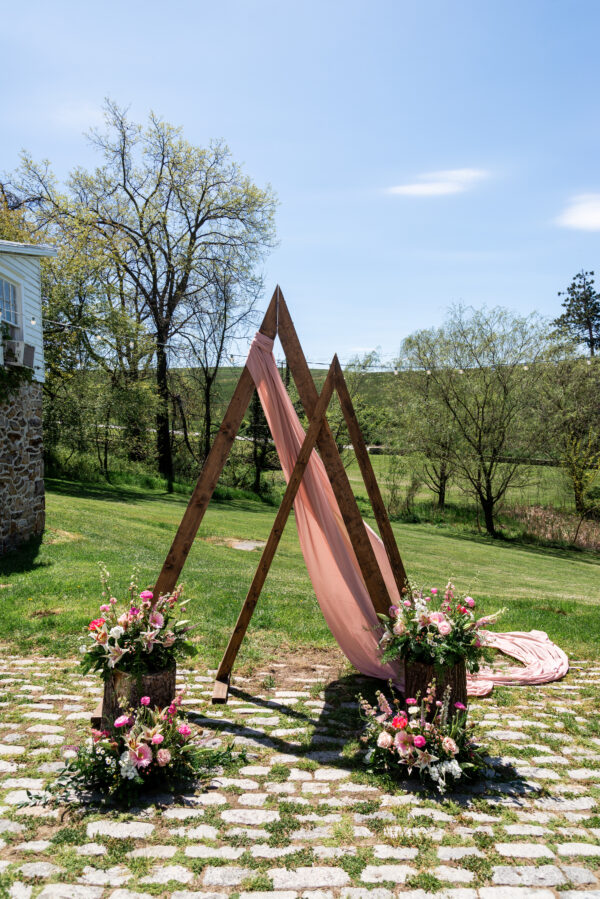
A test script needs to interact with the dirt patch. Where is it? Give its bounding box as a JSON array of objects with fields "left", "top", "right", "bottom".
[
  {"left": 45, "top": 528, "right": 83, "bottom": 545},
  {"left": 202, "top": 536, "right": 267, "bottom": 551},
  {"left": 31, "top": 609, "right": 62, "bottom": 619}
]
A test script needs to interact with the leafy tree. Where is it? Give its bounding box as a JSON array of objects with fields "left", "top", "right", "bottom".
[
  {"left": 401, "top": 306, "right": 559, "bottom": 536},
  {"left": 12, "top": 100, "right": 276, "bottom": 488},
  {"left": 553, "top": 270, "right": 600, "bottom": 357}
]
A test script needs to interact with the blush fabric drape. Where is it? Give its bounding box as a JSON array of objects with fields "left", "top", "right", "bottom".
[{"left": 245, "top": 332, "right": 568, "bottom": 696}]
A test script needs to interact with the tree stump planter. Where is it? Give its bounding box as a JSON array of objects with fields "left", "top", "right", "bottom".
[
  {"left": 100, "top": 665, "right": 176, "bottom": 729},
  {"left": 404, "top": 659, "right": 467, "bottom": 721}
]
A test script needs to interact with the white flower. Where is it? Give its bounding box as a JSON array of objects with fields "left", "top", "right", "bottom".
[
  {"left": 119, "top": 750, "right": 137, "bottom": 780},
  {"left": 79, "top": 645, "right": 87, "bottom": 654},
  {"left": 408, "top": 707, "right": 419, "bottom": 716},
  {"left": 109, "top": 625, "right": 124, "bottom": 641}
]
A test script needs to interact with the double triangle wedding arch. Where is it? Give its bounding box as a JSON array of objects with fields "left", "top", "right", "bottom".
[{"left": 153, "top": 287, "right": 409, "bottom": 704}]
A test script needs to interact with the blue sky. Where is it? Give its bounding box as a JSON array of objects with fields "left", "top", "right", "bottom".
[{"left": 3, "top": 0, "right": 599, "bottom": 365}]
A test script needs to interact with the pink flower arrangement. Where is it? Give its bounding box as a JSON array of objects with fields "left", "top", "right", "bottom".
[
  {"left": 378, "top": 582, "right": 504, "bottom": 674},
  {"left": 80, "top": 565, "right": 197, "bottom": 678},
  {"left": 359, "top": 680, "right": 486, "bottom": 794}
]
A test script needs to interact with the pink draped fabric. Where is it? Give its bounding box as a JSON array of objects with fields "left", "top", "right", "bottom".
[{"left": 246, "top": 332, "right": 568, "bottom": 696}]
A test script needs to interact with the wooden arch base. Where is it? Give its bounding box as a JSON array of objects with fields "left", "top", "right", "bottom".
[{"left": 152, "top": 287, "right": 409, "bottom": 704}]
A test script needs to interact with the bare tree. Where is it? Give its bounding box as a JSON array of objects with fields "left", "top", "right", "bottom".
[
  {"left": 12, "top": 100, "right": 276, "bottom": 488},
  {"left": 402, "top": 306, "right": 560, "bottom": 535}
]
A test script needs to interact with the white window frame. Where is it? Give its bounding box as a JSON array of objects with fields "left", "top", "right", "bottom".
[{"left": 0, "top": 274, "right": 22, "bottom": 339}]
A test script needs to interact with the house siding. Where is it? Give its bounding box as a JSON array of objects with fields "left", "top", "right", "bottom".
[{"left": 0, "top": 252, "right": 45, "bottom": 383}]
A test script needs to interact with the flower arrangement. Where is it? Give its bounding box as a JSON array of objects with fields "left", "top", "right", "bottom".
[
  {"left": 359, "top": 681, "right": 486, "bottom": 793},
  {"left": 379, "top": 582, "right": 504, "bottom": 673},
  {"left": 80, "top": 566, "right": 197, "bottom": 679},
  {"left": 55, "top": 693, "right": 236, "bottom": 806}
]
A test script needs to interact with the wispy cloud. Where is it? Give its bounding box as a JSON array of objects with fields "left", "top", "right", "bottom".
[
  {"left": 387, "top": 168, "right": 489, "bottom": 197},
  {"left": 556, "top": 193, "right": 600, "bottom": 231}
]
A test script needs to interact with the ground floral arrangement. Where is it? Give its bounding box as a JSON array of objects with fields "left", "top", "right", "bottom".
[
  {"left": 80, "top": 566, "right": 197, "bottom": 677},
  {"left": 52, "top": 692, "right": 236, "bottom": 806},
  {"left": 379, "top": 581, "right": 504, "bottom": 672},
  {"left": 359, "top": 680, "right": 487, "bottom": 793}
]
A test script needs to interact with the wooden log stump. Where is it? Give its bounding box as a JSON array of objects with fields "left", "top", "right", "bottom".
[
  {"left": 404, "top": 660, "right": 467, "bottom": 720},
  {"left": 100, "top": 665, "right": 176, "bottom": 729}
]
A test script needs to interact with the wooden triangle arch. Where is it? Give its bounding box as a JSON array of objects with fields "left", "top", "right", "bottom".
[{"left": 153, "top": 287, "right": 409, "bottom": 704}]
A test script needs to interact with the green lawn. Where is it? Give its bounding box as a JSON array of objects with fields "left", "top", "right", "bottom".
[{"left": 0, "top": 477, "right": 598, "bottom": 666}]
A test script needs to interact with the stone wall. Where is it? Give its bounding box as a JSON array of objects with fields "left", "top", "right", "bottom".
[{"left": 0, "top": 381, "right": 44, "bottom": 555}]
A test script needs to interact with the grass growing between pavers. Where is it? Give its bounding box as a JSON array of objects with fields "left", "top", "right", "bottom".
[{"left": 0, "top": 477, "right": 599, "bottom": 663}]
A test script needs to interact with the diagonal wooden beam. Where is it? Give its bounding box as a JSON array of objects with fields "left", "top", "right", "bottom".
[
  {"left": 276, "top": 292, "right": 393, "bottom": 618},
  {"left": 152, "top": 288, "right": 280, "bottom": 601},
  {"left": 212, "top": 356, "right": 338, "bottom": 703},
  {"left": 333, "top": 356, "right": 409, "bottom": 598}
]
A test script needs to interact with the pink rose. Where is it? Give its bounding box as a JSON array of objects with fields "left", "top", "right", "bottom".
[
  {"left": 392, "top": 620, "right": 406, "bottom": 636},
  {"left": 403, "top": 600, "right": 412, "bottom": 608},
  {"left": 442, "top": 736, "right": 458, "bottom": 755},
  {"left": 140, "top": 590, "right": 154, "bottom": 601},
  {"left": 377, "top": 731, "right": 393, "bottom": 749},
  {"left": 413, "top": 735, "right": 426, "bottom": 748},
  {"left": 140, "top": 696, "right": 151, "bottom": 706},
  {"left": 437, "top": 620, "right": 452, "bottom": 636},
  {"left": 430, "top": 588, "right": 438, "bottom": 595},
  {"left": 177, "top": 724, "right": 192, "bottom": 737},
  {"left": 157, "top": 748, "right": 171, "bottom": 766},
  {"left": 151, "top": 733, "right": 164, "bottom": 744},
  {"left": 464, "top": 596, "right": 475, "bottom": 608},
  {"left": 405, "top": 698, "right": 417, "bottom": 706},
  {"left": 100, "top": 604, "right": 111, "bottom": 613},
  {"left": 388, "top": 605, "right": 399, "bottom": 618}
]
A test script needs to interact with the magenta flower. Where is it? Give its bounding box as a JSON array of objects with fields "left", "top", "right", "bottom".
[
  {"left": 140, "top": 696, "right": 151, "bottom": 706},
  {"left": 405, "top": 698, "right": 417, "bottom": 706},
  {"left": 177, "top": 724, "right": 192, "bottom": 737},
  {"left": 454, "top": 702, "right": 467, "bottom": 710},
  {"left": 167, "top": 704, "right": 177, "bottom": 715},
  {"left": 430, "top": 587, "right": 438, "bottom": 595},
  {"left": 140, "top": 590, "right": 154, "bottom": 601},
  {"left": 114, "top": 715, "right": 132, "bottom": 728},
  {"left": 388, "top": 605, "right": 399, "bottom": 618},
  {"left": 414, "top": 735, "right": 426, "bottom": 748}
]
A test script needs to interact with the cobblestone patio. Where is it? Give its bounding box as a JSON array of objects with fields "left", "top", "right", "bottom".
[{"left": 1, "top": 653, "right": 599, "bottom": 899}]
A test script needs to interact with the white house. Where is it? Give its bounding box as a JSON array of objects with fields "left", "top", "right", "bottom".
[{"left": 0, "top": 238, "right": 56, "bottom": 555}]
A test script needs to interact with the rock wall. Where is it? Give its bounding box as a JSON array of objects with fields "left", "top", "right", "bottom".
[{"left": 0, "top": 381, "right": 44, "bottom": 555}]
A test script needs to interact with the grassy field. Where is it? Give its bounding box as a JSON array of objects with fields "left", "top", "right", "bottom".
[{"left": 0, "top": 478, "right": 598, "bottom": 667}]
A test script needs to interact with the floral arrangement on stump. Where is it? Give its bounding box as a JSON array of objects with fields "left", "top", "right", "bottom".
[
  {"left": 379, "top": 582, "right": 504, "bottom": 715},
  {"left": 80, "top": 566, "right": 197, "bottom": 679},
  {"left": 359, "top": 681, "right": 486, "bottom": 793},
  {"left": 54, "top": 693, "right": 236, "bottom": 806}
]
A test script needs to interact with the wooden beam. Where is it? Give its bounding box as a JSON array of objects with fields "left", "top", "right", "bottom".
[
  {"left": 212, "top": 358, "right": 337, "bottom": 703},
  {"left": 276, "top": 293, "right": 393, "bottom": 618},
  {"left": 333, "top": 357, "right": 409, "bottom": 598},
  {"left": 153, "top": 289, "right": 279, "bottom": 600}
]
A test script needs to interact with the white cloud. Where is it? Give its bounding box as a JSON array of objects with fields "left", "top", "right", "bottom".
[
  {"left": 556, "top": 194, "right": 600, "bottom": 231},
  {"left": 387, "top": 168, "right": 489, "bottom": 197}
]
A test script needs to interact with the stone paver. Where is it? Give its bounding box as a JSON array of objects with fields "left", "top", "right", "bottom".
[{"left": 2, "top": 654, "right": 600, "bottom": 899}]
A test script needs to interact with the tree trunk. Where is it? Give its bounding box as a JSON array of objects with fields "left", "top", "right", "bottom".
[
  {"left": 481, "top": 498, "right": 496, "bottom": 536},
  {"left": 101, "top": 665, "right": 176, "bottom": 729},
  {"left": 437, "top": 464, "right": 448, "bottom": 510},
  {"left": 404, "top": 660, "right": 467, "bottom": 721},
  {"left": 156, "top": 343, "right": 174, "bottom": 492}
]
